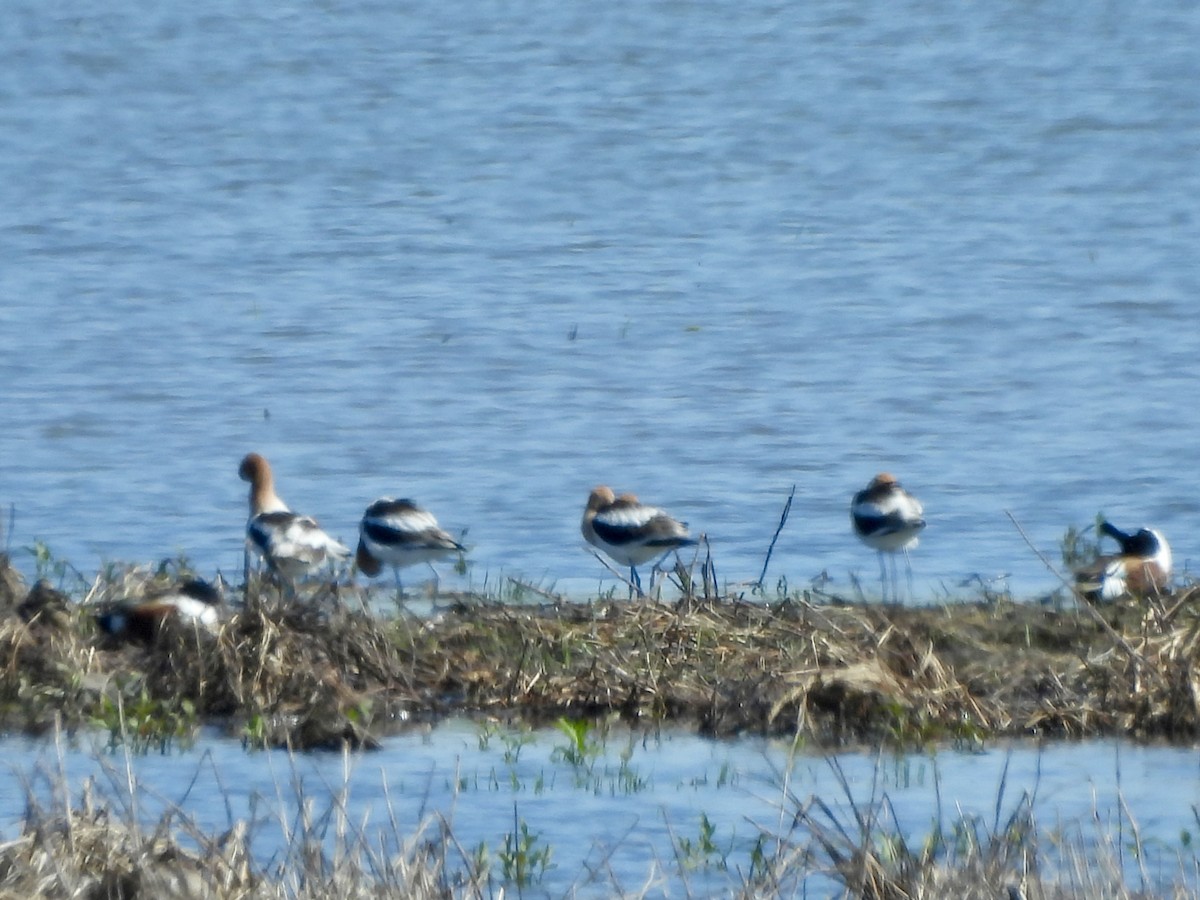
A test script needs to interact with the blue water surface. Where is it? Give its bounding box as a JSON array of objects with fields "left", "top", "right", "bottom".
[
  {"left": 5, "top": 724, "right": 1200, "bottom": 896},
  {"left": 1, "top": 0, "right": 1198, "bottom": 599}
]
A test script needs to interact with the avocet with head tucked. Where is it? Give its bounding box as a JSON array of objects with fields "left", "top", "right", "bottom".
[
  {"left": 581, "top": 486, "right": 696, "bottom": 596},
  {"left": 851, "top": 473, "right": 926, "bottom": 602},
  {"left": 356, "top": 497, "right": 465, "bottom": 597}
]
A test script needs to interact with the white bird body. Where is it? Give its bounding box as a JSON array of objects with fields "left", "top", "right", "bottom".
[
  {"left": 356, "top": 497, "right": 464, "bottom": 577},
  {"left": 582, "top": 486, "right": 696, "bottom": 593},
  {"left": 850, "top": 473, "right": 926, "bottom": 602},
  {"left": 851, "top": 474, "right": 926, "bottom": 552},
  {"left": 164, "top": 582, "right": 223, "bottom": 628},
  {"left": 247, "top": 510, "right": 351, "bottom": 579}
]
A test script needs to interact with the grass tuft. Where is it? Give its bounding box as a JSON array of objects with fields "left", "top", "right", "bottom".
[{"left": 2, "top": 553, "right": 1200, "bottom": 749}]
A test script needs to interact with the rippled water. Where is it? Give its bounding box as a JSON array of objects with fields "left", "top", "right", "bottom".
[
  {"left": 6, "top": 725, "right": 1200, "bottom": 895},
  {"left": 2, "top": 1, "right": 1199, "bottom": 600},
  {"left": 3, "top": 7, "right": 1198, "bottom": 892}
]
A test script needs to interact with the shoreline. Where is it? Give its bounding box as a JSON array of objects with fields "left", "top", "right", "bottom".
[{"left": 2, "top": 553, "right": 1196, "bottom": 754}]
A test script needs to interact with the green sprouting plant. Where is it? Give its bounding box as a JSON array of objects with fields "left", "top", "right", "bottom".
[
  {"left": 884, "top": 754, "right": 930, "bottom": 790},
  {"left": 747, "top": 833, "right": 771, "bottom": 883},
  {"left": 94, "top": 687, "right": 198, "bottom": 755},
  {"left": 551, "top": 717, "right": 602, "bottom": 772},
  {"left": 479, "top": 721, "right": 536, "bottom": 768},
  {"left": 26, "top": 539, "right": 75, "bottom": 587},
  {"left": 952, "top": 715, "right": 988, "bottom": 753},
  {"left": 486, "top": 768, "right": 502, "bottom": 791},
  {"left": 469, "top": 841, "right": 490, "bottom": 883},
  {"left": 1060, "top": 514, "right": 1106, "bottom": 571},
  {"left": 614, "top": 757, "right": 649, "bottom": 795},
  {"left": 453, "top": 541, "right": 469, "bottom": 576},
  {"left": 880, "top": 700, "right": 944, "bottom": 750},
  {"left": 476, "top": 720, "right": 498, "bottom": 751},
  {"left": 674, "top": 813, "right": 729, "bottom": 871},
  {"left": 344, "top": 700, "right": 373, "bottom": 729},
  {"left": 501, "top": 727, "right": 535, "bottom": 765},
  {"left": 27, "top": 540, "right": 55, "bottom": 581},
  {"left": 505, "top": 767, "right": 521, "bottom": 792},
  {"left": 242, "top": 713, "right": 267, "bottom": 751},
  {"left": 613, "top": 735, "right": 649, "bottom": 794},
  {"left": 498, "top": 812, "right": 553, "bottom": 887},
  {"left": 154, "top": 551, "right": 197, "bottom": 580},
  {"left": 12, "top": 672, "right": 86, "bottom": 731}
]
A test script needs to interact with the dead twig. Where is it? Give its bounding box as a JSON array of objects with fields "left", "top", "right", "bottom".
[{"left": 754, "top": 485, "right": 795, "bottom": 592}]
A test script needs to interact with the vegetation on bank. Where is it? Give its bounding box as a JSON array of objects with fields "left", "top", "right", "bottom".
[
  {"left": 0, "top": 545, "right": 1199, "bottom": 753},
  {"left": 1, "top": 546, "right": 1200, "bottom": 897}
]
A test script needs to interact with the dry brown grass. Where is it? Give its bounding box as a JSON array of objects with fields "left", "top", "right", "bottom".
[
  {"left": 3, "top": 551, "right": 1200, "bottom": 751},
  {"left": 0, "top": 747, "right": 472, "bottom": 900},
  {"left": 758, "top": 752, "right": 1200, "bottom": 900},
  {"left": 407, "top": 587, "right": 1200, "bottom": 747}
]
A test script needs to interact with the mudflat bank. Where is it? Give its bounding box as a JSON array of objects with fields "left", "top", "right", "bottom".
[{"left": 1, "top": 554, "right": 1196, "bottom": 752}]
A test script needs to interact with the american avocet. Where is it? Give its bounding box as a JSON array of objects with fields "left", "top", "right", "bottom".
[
  {"left": 851, "top": 473, "right": 926, "bottom": 602},
  {"left": 95, "top": 577, "right": 222, "bottom": 643},
  {"left": 1076, "top": 520, "right": 1172, "bottom": 602},
  {"left": 581, "top": 486, "right": 696, "bottom": 596},
  {"left": 238, "top": 453, "right": 351, "bottom": 589},
  {"left": 356, "top": 497, "right": 465, "bottom": 597}
]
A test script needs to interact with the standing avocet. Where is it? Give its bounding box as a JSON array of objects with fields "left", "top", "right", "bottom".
[
  {"left": 356, "top": 497, "right": 465, "bottom": 597},
  {"left": 850, "top": 473, "right": 926, "bottom": 603},
  {"left": 581, "top": 486, "right": 696, "bottom": 596},
  {"left": 238, "top": 453, "right": 350, "bottom": 592}
]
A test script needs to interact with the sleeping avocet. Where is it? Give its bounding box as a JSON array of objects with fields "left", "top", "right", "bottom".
[
  {"left": 850, "top": 473, "right": 926, "bottom": 602},
  {"left": 356, "top": 497, "right": 465, "bottom": 597}
]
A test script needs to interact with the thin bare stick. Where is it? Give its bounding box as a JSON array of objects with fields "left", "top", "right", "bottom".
[
  {"left": 755, "top": 485, "right": 795, "bottom": 590},
  {"left": 589, "top": 550, "right": 642, "bottom": 598},
  {"left": 701, "top": 534, "right": 717, "bottom": 600}
]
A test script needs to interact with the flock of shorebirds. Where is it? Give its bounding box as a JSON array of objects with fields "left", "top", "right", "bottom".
[{"left": 89, "top": 453, "right": 1174, "bottom": 640}]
